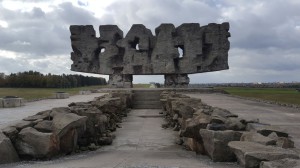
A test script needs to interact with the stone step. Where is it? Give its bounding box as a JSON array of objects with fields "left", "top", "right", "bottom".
[
  {"left": 132, "top": 101, "right": 162, "bottom": 109},
  {"left": 133, "top": 90, "right": 162, "bottom": 94},
  {"left": 133, "top": 91, "right": 161, "bottom": 100},
  {"left": 133, "top": 90, "right": 161, "bottom": 95},
  {"left": 132, "top": 100, "right": 161, "bottom": 106},
  {"left": 132, "top": 89, "right": 163, "bottom": 109},
  {"left": 133, "top": 92, "right": 161, "bottom": 96},
  {"left": 132, "top": 104, "right": 162, "bottom": 109},
  {"left": 133, "top": 95, "right": 160, "bottom": 101}
]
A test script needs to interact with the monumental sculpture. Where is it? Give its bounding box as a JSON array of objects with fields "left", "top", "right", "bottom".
[{"left": 70, "top": 23, "right": 230, "bottom": 88}]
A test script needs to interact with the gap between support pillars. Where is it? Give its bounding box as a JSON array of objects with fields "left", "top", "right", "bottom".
[{"left": 164, "top": 74, "right": 190, "bottom": 88}]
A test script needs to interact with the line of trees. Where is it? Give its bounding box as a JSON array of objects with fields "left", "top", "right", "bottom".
[{"left": 0, "top": 71, "right": 107, "bottom": 88}]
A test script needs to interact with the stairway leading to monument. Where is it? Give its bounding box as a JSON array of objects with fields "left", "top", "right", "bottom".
[{"left": 132, "top": 89, "right": 162, "bottom": 109}]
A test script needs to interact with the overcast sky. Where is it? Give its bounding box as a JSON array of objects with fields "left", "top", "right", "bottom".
[{"left": 0, "top": 0, "right": 299, "bottom": 83}]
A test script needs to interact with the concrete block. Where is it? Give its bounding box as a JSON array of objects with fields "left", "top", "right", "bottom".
[
  {"left": 79, "top": 90, "right": 92, "bottom": 95},
  {"left": 53, "top": 92, "right": 69, "bottom": 99},
  {"left": 2, "top": 98, "right": 24, "bottom": 108}
]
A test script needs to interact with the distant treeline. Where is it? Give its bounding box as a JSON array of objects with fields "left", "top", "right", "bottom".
[{"left": 0, "top": 71, "right": 107, "bottom": 88}]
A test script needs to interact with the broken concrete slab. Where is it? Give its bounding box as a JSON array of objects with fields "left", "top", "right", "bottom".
[
  {"left": 15, "top": 127, "right": 60, "bottom": 159},
  {"left": 0, "top": 132, "right": 19, "bottom": 164},
  {"left": 257, "top": 126, "right": 289, "bottom": 137},
  {"left": 260, "top": 158, "right": 300, "bottom": 168},
  {"left": 240, "top": 132, "right": 276, "bottom": 146},
  {"left": 228, "top": 141, "right": 299, "bottom": 168},
  {"left": 200, "top": 129, "right": 242, "bottom": 162}
]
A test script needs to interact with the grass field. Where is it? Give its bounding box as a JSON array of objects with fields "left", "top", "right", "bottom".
[
  {"left": 133, "top": 84, "right": 151, "bottom": 88},
  {"left": 0, "top": 85, "right": 106, "bottom": 101},
  {"left": 220, "top": 87, "right": 300, "bottom": 106},
  {"left": 1, "top": 85, "right": 299, "bottom": 106}
]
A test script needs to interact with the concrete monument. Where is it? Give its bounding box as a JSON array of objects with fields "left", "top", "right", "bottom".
[{"left": 70, "top": 23, "right": 230, "bottom": 88}]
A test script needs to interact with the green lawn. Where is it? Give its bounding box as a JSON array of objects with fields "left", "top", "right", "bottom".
[
  {"left": 220, "top": 87, "right": 300, "bottom": 106},
  {"left": 133, "top": 84, "right": 151, "bottom": 88},
  {"left": 0, "top": 85, "right": 107, "bottom": 101}
]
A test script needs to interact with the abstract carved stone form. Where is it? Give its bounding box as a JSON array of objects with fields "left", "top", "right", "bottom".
[{"left": 70, "top": 23, "right": 230, "bottom": 88}]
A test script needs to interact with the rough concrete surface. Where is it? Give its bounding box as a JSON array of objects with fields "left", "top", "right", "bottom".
[
  {"left": 0, "top": 93, "right": 106, "bottom": 128},
  {"left": 187, "top": 93, "right": 300, "bottom": 148},
  {"left": 70, "top": 23, "right": 230, "bottom": 87},
  {"left": 2, "top": 109, "right": 240, "bottom": 168}
]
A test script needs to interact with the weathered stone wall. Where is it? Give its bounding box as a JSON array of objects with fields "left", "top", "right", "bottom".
[
  {"left": 70, "top": 23, "right": 230, "bottom": 88},
  {"left": 160, "top": 91, "right": 300, "bottom": 167},
  {"left": 0, "top": 91, "right": 132, "bottom": 164}
]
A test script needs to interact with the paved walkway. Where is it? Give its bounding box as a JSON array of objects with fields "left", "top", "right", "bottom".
[
  {"left": 3, "top": 109, "right": 240, "bottom": 168},
  {"left": 187, "top": 93, "right": 300, "bottom": 148},
  {"left": 1, "top": 92, "right": 299, "bottom": 167},
  {"left": 0, "top": 93, "right": 106, "bottom": 128}
]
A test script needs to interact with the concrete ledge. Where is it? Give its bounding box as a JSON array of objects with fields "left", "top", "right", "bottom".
[
  {"left": 79, "top": 90, "right": 92, "bottom": 95},
  {"left": 0, "top": 97, "right": 25, "bottom": 108},
  {"left": 52, "top": 92, "right": 69, "bottom": 99}
]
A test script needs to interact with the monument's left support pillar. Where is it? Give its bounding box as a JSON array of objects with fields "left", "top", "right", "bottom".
[
  {"left": 164, "top": 74, "right": 190, "bottom": 88},
  {"left": 109, "top": 74, "right": 133, "bottom": 88}
]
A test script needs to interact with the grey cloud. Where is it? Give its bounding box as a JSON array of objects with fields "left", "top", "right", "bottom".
[
  {"left": 0, "top": 57, "right": 31, "bottom": 74},
  {"left": 31, "top": 7, "right": 46, "bottom": 17},
  {"left": 229, "top": 48, "right": 300, "bottom": 71},
  {"left": 102, "top": 0, "right": 220, "bottom": 33},
  {"left": 0, "top": 2, "right": 98, "bottom": 58},
  {"left": 0, "top": 0, "right": 299, "bottom": 83},
  {"left": 77, "top": 0, "right": 88, "bottom": 7},
  {"left": 133, "top": 75, "right": 164, "bottom": 84},
  {"left": 7, "top": 0, "right": 51, "bottom": 2},
  {"left": 223, "top": 1, "right": 300, "bottom": 50},
  {"left": 53, "top": 2, "right": 97, "bottom": 25},
  {"left": 85, "top": 0, "right": 300, "bottom": 83},
  {"left": 32, "top": 60, "right": 49, "bottom": 69}
]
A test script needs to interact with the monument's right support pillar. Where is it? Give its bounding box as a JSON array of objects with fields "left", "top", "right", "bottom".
[
  {"left": 108, "top": 74, "right": 133, "bottom": 88},
  {"left": 164, "top": 74, "right": 190, "bottom": 88}
]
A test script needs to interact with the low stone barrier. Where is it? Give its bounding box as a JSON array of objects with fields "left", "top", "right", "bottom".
[
  {"left": 0, "top": 96, "right": 25, "bottom": 108},
  {"left": 160, "top": 91, "right": 300, "bottom": 168},
  {"left": 79, "top": 90, "right": 92, "bottom": 95},
  {"left": 52, "top": 92, "right": 69, "bottom": 99},
  {"left": 0, "top": 90, "right": 133, "bottom": 164}
]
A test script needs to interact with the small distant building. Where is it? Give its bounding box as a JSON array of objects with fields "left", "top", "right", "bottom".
[{"left": 149, "top": 82, "right": 156, "bottom": 88}]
